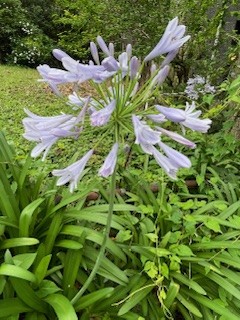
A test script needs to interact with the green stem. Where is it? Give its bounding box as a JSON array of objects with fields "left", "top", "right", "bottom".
[{"left": 71, "top": 162, "right": 117, "bottom": 305}]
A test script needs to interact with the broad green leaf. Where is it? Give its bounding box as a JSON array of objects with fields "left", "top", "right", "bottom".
[
  {"left": 44, "top": 213, "right": 63, "bottom": 255},
  {"left": 61, "top": 225, "right": 126, "bottom": 262},
  {"left": 190, "top": 240, "right": 240, "bottom": 250},
  {"left": 13, "top": 253, "right": 37, "bottom": 269},
  {"left": 172, "top": 272, "right": 206, "bottom": 295},
  {"left": 192, "top": 201, "right": 227, "bottom": 215},
  {"left": 190, "top": 292, "right": 240, "bottom": 319},
  {"left": 206, "top": 272, "right": 240, "bottom": 300},
  {"left": 164, "top": 281, "right": 180, "bottom": 309},
  {"left": 45, "top": 294, "right": 78, "bottom": 320},
  {"left": 116, "top": 230, "right": 132, "bottom": 242},
  {"left": 74, "top": 287, "right": 114, "bottom": 311},
  {"left": 0, "top": 179, "right": 17, "bottom": 222},
  {"left": 118, "top": 284, "right": 154, "bottom": 316},
  {"left": 0, "top": 216, "right": 18, "bottom": 228},
  {"left": 0, "top": 237, "right": 39, "bottom": 249},
  {"left": 65, "top": 210, "right": 124, "bottom": 230},
  {"left": 218, "top": 200, "right": 240, "bottom": 219},
  {"left": 0, "top": 275, "right": 6, "bottom": 294},
  {"left": 19, "top": 198, "right": 44, "bottom": 237},
  {"left": 34, "top": 255, "right": 52, "bottom": 284},
  {"left": 63, "top": 249, "right": 83, "bottom": 298},
  {"left": 0, "top": 264, "right": 36, "bottom": 282},
  {"left": 177, "top": 293, "right": 202, "bottom": 317},
  {"left": 0, "top": 298, "right": 31, "bottom": 317},
  {"left": 84, "top": 246, "right": 128, "bottom": 285},
  {"left": 55, "top": 239, "right": 83, "bottom": 250},
  {"left": 36, "top": 280, "right": 62, "bottom": 299},
  {"left": 10, "top": 278, "right": 49, "bottom": 313}
]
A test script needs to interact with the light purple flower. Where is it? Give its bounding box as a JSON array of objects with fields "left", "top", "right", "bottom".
[
  {"left": 156, "top": 102, "right": 212, "bottom": 133},
  {"left": 151, "top": 65, "right": 170, "bottom": 86},
  {"left": 161, "top": 49, "right": 178, "bottom": 67},
  {"left": 68, "top": 92, "right": 88, "bottom": 109},
  {"left": 144, "top": 17, "right": 190, "bottom": 62},
  {"left": 52, "top": 150, "right": 93, "bottom": 192},
  {"left": 185, "top": 75, "right": 215, "bottom": 100},
  {"left": 37, "top": 64, "right": 69, "bottom": 95},
  {"left": 119, "top": 52, "right": 129, "bottom": 77},
  {"left": 23, "top": 109, "right": 82, "bottom": 160},
  {"left": 52, "top": 49, "right": 71, "bottom": 61},
  {"left": 97, "top": 36, "right": 111, "bottom": 56},
  {"left": 151, "top": 146, "right": 179, "bottom": 179},
  {"left": 61, "top": 57, "right": 106, "bottom": 83},
  {"left": 147, "top": 114, "right": 166, "bottom": 123},
  {"left": 182, "top": 102, "right": 212, "bottom": 132},
  {"left": 109, "top": 42, "right": 114, "bottom": 56},
  {"left": 101, "top": 56, "right": 119, "bottom": 72},
  {"left": 156, "top": 105, "right": 186, "bottom": 122},
  {"left": 126, "top": 44, "right": 132, "bottom": 59},
  {"left": 99, "top": 143, "right": 118, "bottom": 177},
  {"left": 151, "top": 143, "right": 190, "bottom": 179},
  {"left": 90, "top": 100, "right": 116, "bottom": 126},
  {"left": 132, "top": 115, "right": 161, "bottom": 147},
  {"left": 90, "top": 42, "right": 100, "bottom": 65},
  {"left": 158, "top": 141, "right": 191, "bottom": 168},
  {"left": 156, "top": 127, "right": 196, "bottom": 148}
]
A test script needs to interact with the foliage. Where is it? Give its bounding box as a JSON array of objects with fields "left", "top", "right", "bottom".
[
  {"left": 0, "top": 0, "right": 26, "bottom": 62},
  {"left": 1, "top": 130, "right": 240, "bottom": 319},
  {"left": 0, "top": 133, "right": 127, "bottom": 319},
  {"left": 52, "top": 0, "right": 108, "bottom": 60}
]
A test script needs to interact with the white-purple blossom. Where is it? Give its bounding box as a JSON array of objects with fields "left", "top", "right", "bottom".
[
  {"left": 90, "top": 100, "right": 116, "bottom": 126},
  {"left": 23, "top": 109, "right": 81, "bottom": 160},
  {"left": 151, "top": 145, "right": 179, "bottom": 180},
  {"left": 156, "top": 102, "right": 212, "bottom": 133},
  {"left": 144, "top": 17, "right": 190, "bottom": 62},
  {"left": 147, "top": 114, "right": 166, "bottom": 123},
  {"left": 156, "top": 127, "right": 196, "bottom": 148},
  {"left": 68, "top": 92, "right": 88, "bottom": 110},
  {"left": 52, "top": 49, "right": 71, "bottom": 61},
  {"left": 98, "top": 143, "right": 118, "bottom": 178},
  {"left": 151, "top": 65, "right": 170, "bottom": 86},
  {"left": 132, "top": 115, "right": 161, "bottom": 146},
  {"left": 90, "top": 42, "right": 100, "bottom": 65},
  {"left": 97, "top": 36, "right": 112, "bottom": 56},
  {"left": 158, "top": 141, "right": 191, "bottom": 168},
  {"left": 52, "top": 150, "right": 93, "bottom": 192}
]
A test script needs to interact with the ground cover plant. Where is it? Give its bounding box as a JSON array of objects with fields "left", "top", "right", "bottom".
[{"left": 0, "top": 7, "right": 240, "bottom": 320}]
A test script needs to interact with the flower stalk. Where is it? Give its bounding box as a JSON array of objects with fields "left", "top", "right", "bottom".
[{"left": 71, "top": 150, "right": 118, "bottom": 305}]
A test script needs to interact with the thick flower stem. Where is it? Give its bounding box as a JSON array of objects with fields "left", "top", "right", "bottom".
[{"left": 71, "top": 166, "right": 117, "bottom": 306}]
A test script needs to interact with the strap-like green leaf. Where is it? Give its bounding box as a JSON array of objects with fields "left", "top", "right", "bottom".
[{"left": 44, "top": 294, "right": 78, "bottom": 320}]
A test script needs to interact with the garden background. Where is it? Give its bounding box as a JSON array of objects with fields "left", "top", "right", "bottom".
[{"left": 0, "top": 0, "right": 240, "bottom": 319}]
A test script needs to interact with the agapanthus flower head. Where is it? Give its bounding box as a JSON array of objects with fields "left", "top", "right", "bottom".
[{"left": 23, "top": 17, "right": 211, "bottom": 190}]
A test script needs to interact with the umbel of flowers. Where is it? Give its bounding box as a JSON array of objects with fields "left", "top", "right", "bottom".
[{"left": 23, "top": 17, "right": 211, "bottom": 192}]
